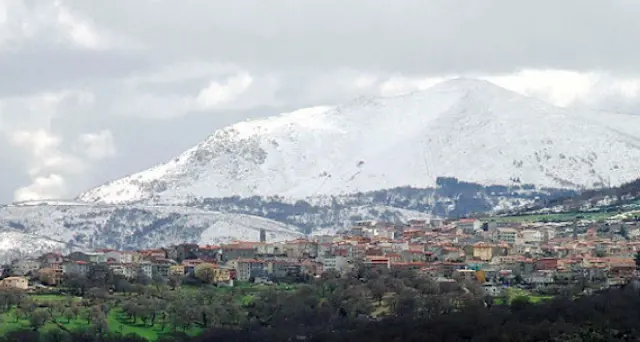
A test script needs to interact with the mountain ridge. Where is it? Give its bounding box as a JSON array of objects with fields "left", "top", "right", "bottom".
[{"left": 78, "top": 78, "right": 640, "bottom": 205}]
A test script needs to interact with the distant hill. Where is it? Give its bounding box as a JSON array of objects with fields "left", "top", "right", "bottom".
[{"left": 498, "top": 177, "right": 640, "bottom": 218}]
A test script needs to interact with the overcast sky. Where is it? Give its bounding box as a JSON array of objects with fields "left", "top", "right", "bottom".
[{"left": 2, "top": 0, "right": 640, "bottom": 203}]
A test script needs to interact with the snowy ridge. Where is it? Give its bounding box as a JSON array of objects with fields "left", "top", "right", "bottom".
[
  {"left": 0, "top": 204, "right": 303, "bottom": 255},
  {"left": 0, "top": 230, "right": 75, "bottom": 263},
  {"left": 79, "top": 78, "right": 640, "bottom": 205}
]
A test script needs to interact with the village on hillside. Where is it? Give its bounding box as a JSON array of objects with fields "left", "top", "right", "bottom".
[{"left": 2, "top": 215, "right": 639, "bottom": 298}]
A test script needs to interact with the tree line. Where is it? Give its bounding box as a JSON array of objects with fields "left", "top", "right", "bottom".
[{"left": 2, "top": 264, "right": 640, "bottom": 341}]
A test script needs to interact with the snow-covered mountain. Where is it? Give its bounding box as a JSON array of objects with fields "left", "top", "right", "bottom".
[
  {"left": 79, "top": 78, "right": 640, "bottom": 205},
  {"left": 8, "top": 78, "right": 628, "bottom": 257},
  {"left": 0, "top": 202, "right": 303, "bottom": 261}
]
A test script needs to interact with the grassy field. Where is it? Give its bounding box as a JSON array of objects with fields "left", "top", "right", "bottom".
[
  {"left": 494, "top": 287, "right": 553, "bottom": 305},
  {"left": 0, "top": 305, "right": 202, "bottom": 340},
  {"left": 0, "top": 284, "right": 264, "bottom": 340}
]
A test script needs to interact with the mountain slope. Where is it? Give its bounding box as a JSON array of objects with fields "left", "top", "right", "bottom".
[
  {"left": 0, "top": 202, "right": 302, "bottom": 257},
  {"left": 79, "top": 78, "right": 640, "bottom": 205},
  {"left": 0, "top": 230, "right": 75, "bottom": 263}
]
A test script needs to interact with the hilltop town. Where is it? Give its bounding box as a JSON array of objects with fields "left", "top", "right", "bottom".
[{"left": 2, "top": 215, "right": 638, "bottom": 298}]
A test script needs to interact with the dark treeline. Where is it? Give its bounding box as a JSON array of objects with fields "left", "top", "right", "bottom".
[
  {"left": 193, "top": 285, "right": 640, "bottom": 342},
  {"left": 3, "top": 266, "right": 640, "bottom": 341}
]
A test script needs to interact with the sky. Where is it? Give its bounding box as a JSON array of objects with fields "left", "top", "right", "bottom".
[{"left": 2, "top": 0, "right": 640, "bottom": 203}]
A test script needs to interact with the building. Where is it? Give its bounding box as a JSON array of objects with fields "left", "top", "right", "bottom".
[
  {"left": 67, "top": 251, "right": 105, "bottom": 263},
  {"left": 520, "top": 230, "right": 544, "bottom": 244},
  {"left": 0, "top": 276, "right": 28, "bottom": 290},
  {"left": 196, "top": 246, "right": 221, "bottom": 261},
  {"left": 137, "top": 262, "right": 153, "bottom": 279},
  {"left": 38, "top": 253, "right": 64, "bottom": 270},
  {"left": 322, "top": 256, "right": 349, "bottom": 273},
  {"left": 283, "top": 239, "right": 319, "bottom": 258},
  {"left": 535, "top": 258, "right": 558, "bottom": 271},
  {"left": 495, "top": 228, "right": 519, "bottom": 245},
  {"left": 153, "top": 259, "right": 176, "bottom": 279},
  {"left": 165, "top": 244, "right": 199, "bottom": 263},
  {"left": 407, "top": 219, "right": 427, "bottom": 230},
  {"left": 457, "top": 219, "right": 482, "bottom": 234},
  {"left": 364, "top": 256, "right": 390, "bottom": 269},
  {"left": 108, "top": 263, "right": 137, "bottom": 279},
  {"left": 10, "top": 259, "right": 41, "bottom": 276},
  {"left": 221, "top": 244, "right": 256, "bottom": 262},
  {"left": 472, "top": 243, "right": 494, "bottom": 261},
  {"left": 230, "top": 259, "right": 267, "bottom": 281},
  {"left": 121, "top": 251, "right": 143, "bottom": 264},
  {"left": 182, "top": 259, "right": 205, "bottom": 276},
  {"left": 62, "top": 261, "right": 90, "bottom": 277}
]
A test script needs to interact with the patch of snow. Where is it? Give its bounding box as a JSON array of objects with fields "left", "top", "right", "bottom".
[{"left": 10, "top": 199, "right": 91, "bottom": 207}]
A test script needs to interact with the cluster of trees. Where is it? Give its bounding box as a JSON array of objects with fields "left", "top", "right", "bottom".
[
  {"left": 196, "top": 281, "right": 640, "bottom": 342},
  {"left": 4, "top": 264, "right": 640, "bottom": 341},
  {"left": 0, "top": 288, "right": 109, "bottom": 337}
]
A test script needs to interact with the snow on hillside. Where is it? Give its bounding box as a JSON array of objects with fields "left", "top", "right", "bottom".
[
  {"left": 0, "top": 204, "right": 303, "bottom": 253},
  {"left": 11, "top": 199, "right": 91, "bottom": 207},
  {"left": 79, "top": 78, "right": 640, "bottom": 205},
  {"left": 0, "top": 231, "right": 74, "bottom": 263}
]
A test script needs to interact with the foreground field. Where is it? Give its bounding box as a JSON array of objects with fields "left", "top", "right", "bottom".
[
  {"left": 0, "top": 294, "right": 200, "bottom": 340},
  {"left": 0, "top": 281, "right": 301, "bottom": 341}
]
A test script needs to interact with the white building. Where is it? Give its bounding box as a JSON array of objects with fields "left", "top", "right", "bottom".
[
  {"left": 322, "top": 256, "right": 350, "bottom": 274},
  {"left": 520, "top": 230, "right": 544, "bottom": 244}
]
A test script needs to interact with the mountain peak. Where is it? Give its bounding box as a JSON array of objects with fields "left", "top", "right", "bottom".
[{"left": 78, "top": 82, "right": 640, "bottom": 204}]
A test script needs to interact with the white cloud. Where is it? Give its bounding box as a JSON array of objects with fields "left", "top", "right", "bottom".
[
  {"left": 194, "top": 72, "right": 254, "bottom": 110},
  {"left": 339, "top": 70, "right": 640, "bottom": 113},
  {"left": 13, "top": 174, "right": 66, "bottom": 202},
  {"left": 76, "top": 129, "right": 116, "bottom": 160},
  {"left": 0, "top": 0, "right": 111, "bottom": 50},
  {"left": 486, "top": 69, "right": 598, "bottom": 107},
  {"left": 353, "top": 75, "right": 378, "bottom": 89},
  {"left": 9, "top": 129, "right": 86, "bottom": 200},
  {"left": 379, "top": 76, "right": 446, "bottom": 97},
  {"left": 11, "top": 129, "right": 61, "bottom": 159},
  {"left": 55, "top": 3, "right": 106, "bottom": 49}
]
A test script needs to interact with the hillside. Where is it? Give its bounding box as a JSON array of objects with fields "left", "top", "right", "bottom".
[
  {"left": 0, "top": 202, "right": 303, "bottom": 261},
  {"left": 78, "top": 78, "right": 640, "bottom": 205}
]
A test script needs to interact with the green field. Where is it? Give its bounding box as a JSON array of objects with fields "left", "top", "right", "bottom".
[
  {"left": 0, "top": 293, "right": 203, "bottom": 340},
  {"left": 494, "top": 287, "right": 553, "bottom": 305},
  {"left": 0, "top": 306, "right": 200, "bottom": 340},
  {"left": 0, "top": 282, "right": 301, "bottom": 340}
]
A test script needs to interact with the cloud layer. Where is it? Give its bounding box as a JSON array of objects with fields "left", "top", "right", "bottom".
[{"left": 2, "top": 0, "right": 640, "bottom": 202}]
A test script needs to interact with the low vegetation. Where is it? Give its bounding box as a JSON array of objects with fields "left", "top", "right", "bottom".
[{"left": 2, "top": 264, "right": 640, "bottom": 341}]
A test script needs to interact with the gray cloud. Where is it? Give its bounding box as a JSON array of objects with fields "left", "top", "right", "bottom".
[
  {"left": 2, "top": 0, "right": 640, "bottom": 203},
  {"left": 0, "top": 47, "right": 152, "bottom": 95},
  {"left": 64, "top": 0, "right": 640, "bottom": 75}
]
